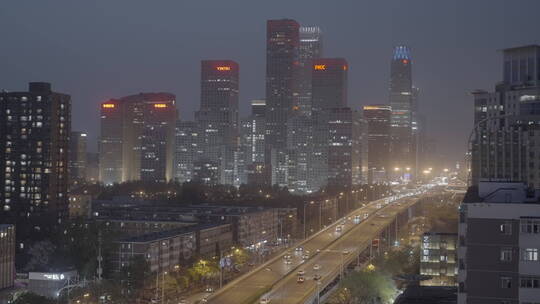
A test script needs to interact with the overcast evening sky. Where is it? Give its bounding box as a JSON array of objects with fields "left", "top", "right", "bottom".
[{"left": 1, "top": 0, "right": 540, "bottom": 166}]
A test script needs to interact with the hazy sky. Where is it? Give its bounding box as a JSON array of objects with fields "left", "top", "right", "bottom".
[{"left": 1, "top": 0, "right": 539, "bottom": 165}]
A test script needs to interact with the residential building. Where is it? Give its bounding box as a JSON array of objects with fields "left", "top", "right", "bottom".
[
  {"left": 0, "top": 82, "right": 71, "bottom": 221},
  {"left": 115, "top": 223, "right": 233, "bottom": 272},
  {"left": 420, "top": 232, "right": 458, "bottom": 287},
  {"left": 265, "top": 19, "right": 300, "bottom": 187},
  {"left": 458, "top": 181, "right": 540, "bottom": 303},
  {"left": 0, "top": 225, "right": 15, "bottom": 290},
  {"left": 363, "top": 105, "right": 392, "bottom": 183},
  {"left": 471, "top": 45, "right": 540, "bottom": 188}
]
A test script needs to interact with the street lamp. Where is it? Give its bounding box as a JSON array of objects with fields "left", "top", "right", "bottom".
[{"left": 303, "top": 201, "right": 315, "bottom": 239}]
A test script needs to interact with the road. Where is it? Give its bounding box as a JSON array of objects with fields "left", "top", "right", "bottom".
[{"left": 205, "top": 188, "right": 428, "bottom": 304}]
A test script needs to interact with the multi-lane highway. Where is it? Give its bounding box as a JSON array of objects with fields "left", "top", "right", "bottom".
[{"left": 205, "top": 187, "right": 430, "bottom": 304}]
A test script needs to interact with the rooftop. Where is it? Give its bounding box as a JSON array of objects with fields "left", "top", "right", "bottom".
[{"left": 117, "top": 222, "right": 229, "bottom": 243}]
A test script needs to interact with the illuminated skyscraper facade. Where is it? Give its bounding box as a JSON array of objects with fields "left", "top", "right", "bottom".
[
  {"left": 99, "top": 93, "right": 177, "bottom": 184},
  {"left": 297, "top": 26, "right": 323, "bottom": 116},
  {"left": 389, "top": 46, "right": 414, "bottom": 174},
  {"left": 196, "top": 60, "right": 239, "bottom": 185},
  {"left": 69, "top": 131, "right": 87, "bottom": 186},
  {"left": 0, "top": 82, "right": 71, "bottom": 220},
  {"left": 309, "top": 58, "right": 349, "bottom": 191},
  {"left": 363, "top": 105, "right": 392, "bottom": 183},
  {"left": 265, "top": 19, "right": 300, "bottom": 187}
]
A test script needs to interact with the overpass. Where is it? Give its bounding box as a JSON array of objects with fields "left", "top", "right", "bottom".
[{"left": 206, "top": 186, "right": 433, "bottom": 304}]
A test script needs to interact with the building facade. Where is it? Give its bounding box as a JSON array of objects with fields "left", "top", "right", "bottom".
[
  {"left": 196, "top": 60, "right": 239, "bottom": 186},
  {"left": 69, "top": 131, "right": 87, "bottom": 186},
  {"left": 0, "top": 225, "right": 15, "bottom": 290},
  {"left": 99, "top": 93, "right": 177, "bottom": 184},
  {"left": 0, "top": 82, "right": 71, "bottom": 221},
  {"left": 363, "top": 105, "right": 392, "bottom": 183},
  {"left": 309, "top": 58, "right": 349, "bottom": 191},
  {"left": 174, "top": 121, "right": 200, "bottom": 183},
  {"left": 471, "top": 45, "right": 540, "bottom": 188},
  {"left": 389, "top": 46, "right": 415, "bottom": 175},
  {"left": 459, "top": 181, "right": 540, "bottom": 304},
  {"left": 265, "top": 19, "right": 300, "bottom": 187},
  {"left": 420, "top": 232, "right": 458, "bottom": 287}
]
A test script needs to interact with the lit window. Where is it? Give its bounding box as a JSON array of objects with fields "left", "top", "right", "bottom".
[{"left": 522, "top": 248, "right": 539, "bottom": 261}]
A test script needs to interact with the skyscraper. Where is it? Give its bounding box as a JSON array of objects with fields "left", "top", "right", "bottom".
[
  {"left": 327, "top": 108, "right": 368, "bottom": 187},
  {"left": 389, "top": 46, "right": 414, "bottom": 176},
  {"left": 471, "top": 45, "right": 540, "bottom": 187},
  {"left": 99, "top": 93, "right": 177, "bottom": 184},
  {"left": 265, "top": 19, "right": 300, "bottom": 187},
  {"left": 297, "top": 26, "right": 323, "bottom": 116},
  {"left": 69, "top": 131, "right": 88, "bottom": 186},
  {"left": 0, "top": 82, "right": 71, "bottom": 221},
  {"left": 309, "top": 58, "right": 349, "bottom": 191},
  {"left": 196, "top": 60, "right": 239, "bottom": 185},
  {"left": 363, "top": 105, "right": 392, "bottom": 183},
  {"left": 174, "top": 121, "right": 200, "bottom": 183},
  {"left": 286, "top": 26, "right": 323, "bottom": 193}
]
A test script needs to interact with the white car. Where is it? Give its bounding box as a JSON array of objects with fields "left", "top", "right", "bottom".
[
  {"left": 295, "top": 246, "right": 303, "bottom": 252},
  {"left": 260, "top": 298, "right": 271, "bottom": 304},
  {"left": 297, "top": 270, "right": 305, "bottom": 276},
  {"left": 302, "top": 254, "right": 309, "bottom": 260},
  {"left": 313, "top": 264, "right": 321, "bottom": 270},
  {"left": 335, "top": 225, "right": 343, "bottom": 233}
]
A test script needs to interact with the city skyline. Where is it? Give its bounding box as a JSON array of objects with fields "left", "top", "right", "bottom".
[{"left": 3, "top": 1, "right": 540, "bottom": 166}]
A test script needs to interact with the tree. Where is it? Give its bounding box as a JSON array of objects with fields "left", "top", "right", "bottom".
[
  {"left": 12, "top": 292, "right": 55, "bottom": 304},
  {"left": 340, "top": 270, "right": 396, "bottom": 304},
  {"left": 23, "top": 240, "right": 56, "bottom": 272}
]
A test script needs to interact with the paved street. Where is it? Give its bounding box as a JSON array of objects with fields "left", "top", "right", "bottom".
[{"left": 206, "top": 188, "right": 428, "bottom": 304}]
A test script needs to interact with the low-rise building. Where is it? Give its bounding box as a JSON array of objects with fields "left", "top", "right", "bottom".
[
  {"left": 28, "top": 271, "right": 77, "bottom": 299},
  {"left": 115, "top": 223, "right": 233, "bottom": 272},
  {"left": 0, "top": 225, "right": 15, "bottom": 290},
  {"left": 420, "top": 232, "right": 458, "bottom": 287}
]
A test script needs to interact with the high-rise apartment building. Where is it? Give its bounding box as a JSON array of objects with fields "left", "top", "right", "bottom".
[
  {"left": 309, "top": 58, "right": 348, "bottom": 191},
  {"left": 265, "top": 19, "right": 300, "bottom": 187},
  {"left": 471, "top": 45, "right": 540, "bottom": 188},
  {"left": 69, "top": 131, "right": 87, "bottom": 186},
  {"left": 0, "top": 82, "right": 71, "bottom": 220},
  {"left": 363, "top": 105, "right": 392, "bottom": 183},
  {"left": 99, "top": 93, "right": 177, "bottom": 184},
  {"left": 458, "top": 181, "right": 540, "bottom": 303},
  {"left": 389, "top": 46, "right": 415, "bottom": 174},
  {"left": 196, "top": 60, "right": 239, "bottom": 186}
]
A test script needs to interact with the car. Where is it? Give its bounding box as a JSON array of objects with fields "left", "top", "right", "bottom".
[
  {"left": 342, "top": 249, "right": 350, "bottom": 255},
  {"left": 302, "top": 254, "right": 309, "bottom": 260},
  {"left": 313, "top": 274, "right": 322, "bottom": 281},
  {"left": 283, "top": 254, "right": 291, "bottom": 260},
  {"left": 260, "top": 297, "right": 271, "bottom": 304},
  {"left": 313, "top": 264, "right": 321, "bottom": 270},
  {"left": 297, "top": 270, "right": 305, "bottom": 276},
  {"left": 205, "top": 286, "right": 214, "bottom": 293},
  {"left": 363, "top": 213, "right": 369, "bottom": 219},
  {"left": 284, "top": 259, "right": 292, "bottom": 264},
  {"left": 335, "top": 225, "right": 343, "bottom": 233},
  {"left": 297, "top": 276, "right": 305, "bottom": 283},
  {"left": 295, "top": 246, "right": 303, "bottom": 252},
  {"left": 316, "top": 249, "right": 321, "bottom": 253}
]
